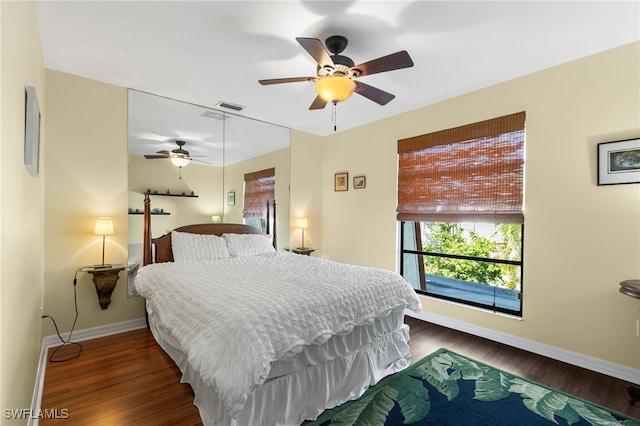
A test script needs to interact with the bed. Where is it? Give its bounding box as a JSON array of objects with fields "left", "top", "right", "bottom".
[{"left": 135, "top": 194, "right": 421, "bottom": 425}]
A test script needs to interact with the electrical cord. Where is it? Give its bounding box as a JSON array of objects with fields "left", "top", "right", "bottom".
[{"left": 41, "top": 268, "right": 84, "bottom": 362}]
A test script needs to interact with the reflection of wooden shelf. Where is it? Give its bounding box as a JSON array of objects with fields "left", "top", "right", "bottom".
[
  {"left": 144, "top": 190, "right": 198, "bottom": 198},
  {"left": 129, "top": 211, "right": 170, "bottom": 215}
]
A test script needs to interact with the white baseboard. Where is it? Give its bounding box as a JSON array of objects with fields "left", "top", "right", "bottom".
[
  {"left": 41, "top": 317, "right": 147, "bottom": 348},
  {"left": 407, "top": 310, "right": 640, "bottom": 385},
  {"left": 28, "top": 334, "right": 51, "bottom": 426},
  {"left": 29, "top": 318, "right": 147, "bottom": 426}
]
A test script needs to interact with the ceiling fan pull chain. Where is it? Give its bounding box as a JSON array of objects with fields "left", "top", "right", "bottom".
[{"left": 333, "top": 101, "right": 337, "bottom": 132}]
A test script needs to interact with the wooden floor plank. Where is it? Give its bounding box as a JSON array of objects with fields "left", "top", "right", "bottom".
[{"left": 39, "top": 317, "right": 639, "bottom": 425}]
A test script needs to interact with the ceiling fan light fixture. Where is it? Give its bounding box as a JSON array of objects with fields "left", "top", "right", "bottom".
[
  {"left": 170, "top": 156, "right": 190, "bottom": 168},
  {"left": 315, "top": 76, "right": 355, "bottom": 103}
]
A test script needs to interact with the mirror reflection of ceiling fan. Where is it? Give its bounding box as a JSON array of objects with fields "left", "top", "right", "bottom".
[
  {"left": 259, "top": 35, "right": 414, "bottom": 110},
  {"left": 144, "top": 140, "right": 210, "bottom": 167}
]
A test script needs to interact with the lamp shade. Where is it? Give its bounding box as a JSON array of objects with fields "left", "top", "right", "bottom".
[
  {"left": 295, "top": 217, "right": 309, "bottom": 230},
  {"left": 315, "top": 76, "right": 356, "bottom": 103},
  {"left": 211, "top": 215, "right": 221, "bottom": 223},
  {"left": 94, "top": 217, "right": 114, "bottom": 236},
  {"left": 170, "top": 156, "right": 190, "bottom": 167}
]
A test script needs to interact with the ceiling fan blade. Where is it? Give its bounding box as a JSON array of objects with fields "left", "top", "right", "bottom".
[
  {"left": 155, "top": 150, "right": 170, "bottom": 155},
  {"left": 352, "top": 50, "right": 414, "bottom": 77},
  {"left": 191, "top": 158, "right": 213, "bottom": 165},
  {"left": 296, "top": 37, "right": 334, "bottom": 69},
  {"left": 144, "top": 155, "right": 169, "bottom": 159},
  {"left": 309, "top": 95, "right": 328, "bottom": 110},
  {"left": 259, "top": 77, "right": 315, "bottom": 85},
  {"left": 354, "top": 81, "right": 396, "bottom": 105}
]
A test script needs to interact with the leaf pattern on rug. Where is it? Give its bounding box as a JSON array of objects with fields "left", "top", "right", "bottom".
[
  {"left": 310, "top": 349, "right": 640, "bottom": 426},
  {"left": 422, "top": 351, "right": 638, "bottom": 426},
  {"left": 329, "top": 376, "right": 430, "bottom": 425}
]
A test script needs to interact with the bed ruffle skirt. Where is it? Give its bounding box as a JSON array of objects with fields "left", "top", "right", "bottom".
[{"left": 150, "top": 316, "right": 411, "bottom": 426}]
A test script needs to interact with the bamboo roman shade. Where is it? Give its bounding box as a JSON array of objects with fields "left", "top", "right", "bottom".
[
  {"left": 243, "top": 167, "right": 275, "bottom": 218},
  {"left": 397, "top": 112, "right": 525, "bottom": 223}
]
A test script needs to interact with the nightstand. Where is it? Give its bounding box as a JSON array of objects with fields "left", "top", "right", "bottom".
[
  {"left": 285, "top": 248, "right": 315, "bottom": 256},
  {"left": 82, "top": 264, "right": 126, "bottom": 309}
]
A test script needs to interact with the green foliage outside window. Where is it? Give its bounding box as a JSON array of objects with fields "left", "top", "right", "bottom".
[{"left": 423, "top": 223, "right": 521, "bottom": 290}]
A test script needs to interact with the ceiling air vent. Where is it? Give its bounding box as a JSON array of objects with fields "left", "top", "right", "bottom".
[
  {"left": 216, "top": 101, "right": 245, "bottom": 112},
  {"left": 201, "top": 111, "right": 226, "bottom": 120}
]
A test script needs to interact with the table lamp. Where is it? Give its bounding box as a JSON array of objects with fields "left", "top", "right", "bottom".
[
  {"left": 295, "top": 217, "right": 309, "bottom": 250},
  {"left": 94, "top": 217, "right": 114, "bottom": 268}
]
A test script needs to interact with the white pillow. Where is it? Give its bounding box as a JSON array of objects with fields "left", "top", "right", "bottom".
[
  {"left": 171, "top": 231, "right": 230, "bottom": 262},
  {"left": 222, "top": 233, "right": 276, "bottom": 257}
]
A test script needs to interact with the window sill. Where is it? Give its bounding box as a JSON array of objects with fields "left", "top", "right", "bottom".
[{"left": 416, "top": 293, "right": 523, "bottom": 321}]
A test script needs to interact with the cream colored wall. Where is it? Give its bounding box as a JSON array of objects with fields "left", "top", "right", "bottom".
[
  {"left": 1, "top": 1, "right": 47, "bottom": 418},
  {"left": 311, "top": 42, "right": 640, "bottom": 370},
  {"left": 290, "top": 130, "right": 324, "bottom": 252},
  {"left": 42, "top": 70, "right": 144, "bottom": 338},
  {"left": 223, "top": 148, "right": 291, "bottom": 249},
  {"left": 128, "top": 155, "right": 224, "bottom": 242}
]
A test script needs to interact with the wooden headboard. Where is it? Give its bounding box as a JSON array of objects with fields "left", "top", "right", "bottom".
[{"left": 142, "top": 194, "right": 276, "bottom": 265}]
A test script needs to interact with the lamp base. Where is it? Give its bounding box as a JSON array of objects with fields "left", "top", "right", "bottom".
[{"left": 93, "top": 264, "right": 112, "bottom": 269}]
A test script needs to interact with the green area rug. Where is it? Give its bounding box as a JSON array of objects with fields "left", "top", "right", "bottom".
[{"left": 309, "top": 348, "right": 640, "bottom": 426}]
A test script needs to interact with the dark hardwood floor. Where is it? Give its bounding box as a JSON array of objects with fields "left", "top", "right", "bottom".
[{"left": 39, "top": 316, "right": 639, "bottom": 425}]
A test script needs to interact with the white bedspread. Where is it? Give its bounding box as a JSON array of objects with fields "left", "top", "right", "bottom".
[{"left": 135, "top": 252, "right": 421, "bottom": 419}]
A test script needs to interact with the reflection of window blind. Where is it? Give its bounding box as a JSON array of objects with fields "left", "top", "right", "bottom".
[
  {"left": 397, "top": 112, "right": 525, "bottom": 223},
  {"left": 243, "top": 167, "right": 275, "bottom": 218}
]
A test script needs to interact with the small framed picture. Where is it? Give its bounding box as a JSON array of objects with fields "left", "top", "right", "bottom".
[
  {"left": 24, "top": 86, "right": 41, "bottom": 177},
  {"left": 353, "top": 175, "right": 366, "bottom": 189},
  {"left": 334, "top": 172, "right": 348, "bottom": 191},
  {"left": 227, "top": 191, "right": 235, "bottom": 206},
  {"left": 597, "top": 138, "right": 640, "bottom": 185}
]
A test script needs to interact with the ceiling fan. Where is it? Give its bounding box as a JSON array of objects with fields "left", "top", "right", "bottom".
[
  {"left": 144, "top": 140, "right": 209, "bottom": 167},
  {"left": 259, "top": 35, "right": 414, "bottom": 110}
]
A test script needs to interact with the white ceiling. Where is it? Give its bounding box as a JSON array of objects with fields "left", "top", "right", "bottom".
[{"left": 36, "top": 1, "right": 639, "bottom": 162}]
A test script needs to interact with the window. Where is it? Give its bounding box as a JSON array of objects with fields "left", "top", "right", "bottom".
[
  {"left": 243, "top": 167, "right": 275, "bottom": 233},
  {"left": 397, "top": 112, "right": 525, "bottom": 316}
]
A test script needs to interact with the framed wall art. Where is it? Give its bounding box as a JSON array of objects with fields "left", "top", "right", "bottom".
[
  {"left": 24, "top": 86, "right": 41, "bottom": 177},
  {"left": 227, "top": 191, "right": 235, "bottom": 206},
  {"left": 597, "top": 138, "right": 640, "bottom": 185},
  {"left": 353, "top": 175, "right": 366, "bottom": 189},
  {"left": 334, "top": 172, "right": 348, "bottom": 191}
]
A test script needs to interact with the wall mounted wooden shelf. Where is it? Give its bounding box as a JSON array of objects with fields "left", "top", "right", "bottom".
[
  {"left": 129, "top": 211, "right": 170, "bottom": 215},
  {"left": 144, "top": 190, "right": 198, "bottom": 198},
  {"left": 82, "top": 264, "right": 126, "bottom": 309}
]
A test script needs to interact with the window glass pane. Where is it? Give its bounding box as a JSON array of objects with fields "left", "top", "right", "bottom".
[
  {"left": 400, "top": 221, "right": 523, "bottom": 315},
  {"left": 402, "top": 252, "right": 424, "bottom": 292},
  {"left": 423, "top": 222, "right": 521, "bottom": 262},
  {"left": 425, "top": 259, "right": 521, "bottom": 310}
]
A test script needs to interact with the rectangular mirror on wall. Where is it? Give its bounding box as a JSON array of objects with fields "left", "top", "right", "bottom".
[
  {"left": 222, "top": 112, "right": 291, "bottom": 244},
  {"left": 127, "top": 90, "right": 291, "bottom": 286}
]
